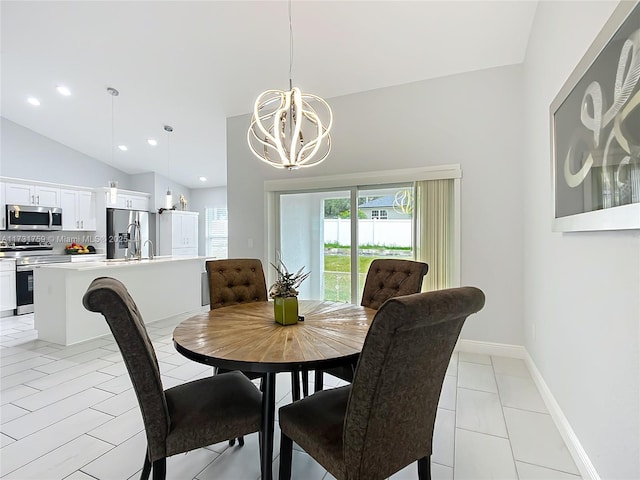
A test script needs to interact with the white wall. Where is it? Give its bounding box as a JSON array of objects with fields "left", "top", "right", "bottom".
[
  {"left": 227, "top": 64, "right": 525, "bottom": 346},
  {"left": 1, "top": 117, "right": 131, "bottom": 188},
  {"left": 523, "top": 2, "right": 639, "bottom": 478},
  {"left": 153, "top": 173, "right": 193, "bottom": 212},
  {"left": 1, "top": 118, "right": 195, "bottom": 206}
]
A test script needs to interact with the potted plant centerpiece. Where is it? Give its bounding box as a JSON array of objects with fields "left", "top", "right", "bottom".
[{"left": 270, "top": 258, "right": 310, "bottom": 326}]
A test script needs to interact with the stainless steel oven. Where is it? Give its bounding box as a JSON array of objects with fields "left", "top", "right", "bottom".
[
  {"left": 0, "top": 243, "right": 70, "bottom": 314},
  {"left": 14, "top": 255, "right": 71, "bottom": 314}
]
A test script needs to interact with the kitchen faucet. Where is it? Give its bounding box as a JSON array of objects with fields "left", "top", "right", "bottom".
[
  {"left": 143, "top": 239, "right": 154, "bottom": 260},
  {"left": 126, "top": 221, "right": 142, "bottom": 261}
]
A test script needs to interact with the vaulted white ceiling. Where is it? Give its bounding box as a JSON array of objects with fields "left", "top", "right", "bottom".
[{"left": 1, "top": 1, "right": 538, "bottom": 188}]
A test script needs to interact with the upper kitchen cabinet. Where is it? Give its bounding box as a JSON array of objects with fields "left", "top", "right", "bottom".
[
  {"left": 5, "top": 182, "right": 61, "bottom": 207},
  {"left": 104, "top": 190, "right": 150, "bottom": 211},
  {"left": 158, "top": 210, "right": 199, "bottom": 257},
  {"left": 61, "top": 189, "right": 96, "bottom": 231}
]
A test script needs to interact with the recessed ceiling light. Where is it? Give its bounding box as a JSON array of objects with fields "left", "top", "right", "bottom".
[
  {"left": 199, "top": 176, "right": 207, "bottom": 182},
  {"left": 56, "top": 85, "right": 71, "bottom": 96},
  {"left": 27, "top": 97, "right": 40, "bottom": 106},
  {"left": 118, "top": 145, "right": 128, "bottom": 151},
  {"left": 147, "top": 139, "right": 158, "bottom": 146}
]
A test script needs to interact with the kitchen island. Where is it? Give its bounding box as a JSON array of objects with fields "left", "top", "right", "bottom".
[{"left": 34, "top": 256, "right": 205, "bottom": 345}]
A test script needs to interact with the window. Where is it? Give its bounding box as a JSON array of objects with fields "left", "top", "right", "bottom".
[
  {"left": 205, "top": 207, "right": 228, "bottom": 258},
  {"left": 371, "top": 209, "right": 388, "bottom": 220},
  {"left": 266, "top": 164, "right": 462, "bottom": 301},
  {"left": 277, "top": 184, "right": 415, "bottom": 303}
]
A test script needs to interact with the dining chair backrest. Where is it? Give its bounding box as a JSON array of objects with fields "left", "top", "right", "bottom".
[
  {"left": 82, "top": 276, "right": 170, "bottom": 461},
  {"left": 360, "top": 259, "right": 429, "bottom": 310},
  {"left": 344, "top": 287, "right": 485, "bottom": 479},
  {"left": 206, "top": 258, "right": 268, "bottom": 310}
]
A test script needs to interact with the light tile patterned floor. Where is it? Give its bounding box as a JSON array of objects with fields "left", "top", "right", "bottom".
[{"left": 0, "top": 312, "right": 581, "bottom": 479}]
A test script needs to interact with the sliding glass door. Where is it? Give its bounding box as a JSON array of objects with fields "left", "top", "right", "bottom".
[
  {"left": 356, "top": 186, "right": 414, "bottom": 303},
  {"left": 278, "top": 189, "right": 352, "bottom": 301},
  {"left": 277, "top": 183, "right": 414, "bottom": 303}
]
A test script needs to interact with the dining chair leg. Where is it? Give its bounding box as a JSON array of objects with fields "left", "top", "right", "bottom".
[
  {"left": 314, "top": 370, "right": 324, "bottom": 393},
  {"left": 291, "top": 369, "right": 301, "bottom": 401},
  {"left": 278, "top": 432, "right": 293, "bottom": 480},
  {"left": 238, "top": 436, "right": 245, "bottom": 446},
  {"left": 417, "top": 456, "right": 431, "bottom": 480},
  {"left": 140, "top": 450, "right": 151, "bottom": 480},
  {"left": 151, "top": 458, "right": 166, "bottom": 480},
  {"left": 301, "top": 369, "right": 309, "bottom": 397}
]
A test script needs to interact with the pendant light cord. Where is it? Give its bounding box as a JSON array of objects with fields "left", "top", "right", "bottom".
[
  {"left": 111, "top": 94, "right": 114, "bottom": 164},
  {"left": 107, "top": 87, "right": 119, "bottom": 166},
  {"left": 164, "top": 125, "right": 173, "bottom": 184}
]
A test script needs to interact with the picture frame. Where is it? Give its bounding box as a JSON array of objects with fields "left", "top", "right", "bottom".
[{"left": 550, "top": 0, "right": 639, "bottom": 232}]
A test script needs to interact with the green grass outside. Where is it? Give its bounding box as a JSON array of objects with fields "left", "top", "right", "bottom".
[
  {"left": 323, "top": 254, "right": 393, "bottom": 302},
  {"left": 324, "top": 242, "right": 411, "bottom": 251}
]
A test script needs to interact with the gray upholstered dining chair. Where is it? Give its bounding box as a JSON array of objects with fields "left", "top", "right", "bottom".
[
  {"left": 206, "top": 258, "right": 268, "bottom": 309},
  {"left": 206, "top": 258, "right": 308, "bottom": 429},
  {"left": 83, "top": 277, "right": 262, "bottom": 480},
  {"left": 315, "top": 258, "right": 429, "bottom": 390},
  {"left": 279, "top": 286, "right": 485, "bottom": 480},
  {"left": 206, "top": 258, "right": 307, "bottom": 393}
]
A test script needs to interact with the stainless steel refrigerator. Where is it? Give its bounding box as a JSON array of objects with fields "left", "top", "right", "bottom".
[{"left": 106, "top": 208, "right": 153, "bottom": 259}]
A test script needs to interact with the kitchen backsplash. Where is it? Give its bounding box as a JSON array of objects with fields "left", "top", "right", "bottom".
[{"left": 0, "top": 230, "right": 106, "bottom": 253}]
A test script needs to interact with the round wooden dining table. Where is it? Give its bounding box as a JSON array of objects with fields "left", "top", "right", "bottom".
[{"left": 172, "top": 299, "right": 376, "bottom": 480}]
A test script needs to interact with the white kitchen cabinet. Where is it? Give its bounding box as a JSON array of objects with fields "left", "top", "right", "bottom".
[
  {"left": 61, "top": 189, "right": 96, "bottom": 231},
  {"left": 0, "top": 260, "right": 16, "bottom": 312},
  {"left": 5, "top": 182, "right": 61, "bottom": 207},
  {"left": 0, "top": 182, "right": 6, "bottom": 230},
  {"left": 69, "top": 254, "right": 106, "bottom": 263},
  {"left": 158, "top": 210, "right": 199, "bottom": 257},
  {"left": 106, "top": 191, "right": 150, "bottom": 211}
]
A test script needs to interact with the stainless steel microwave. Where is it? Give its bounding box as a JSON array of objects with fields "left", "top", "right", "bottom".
[{"left": 6, "top": 205, "right": 63, "bottom": 231}]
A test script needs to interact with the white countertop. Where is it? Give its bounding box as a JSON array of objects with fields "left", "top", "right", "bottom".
[{"left": 37, "top": 255, "right": 205, "bottom": 270}]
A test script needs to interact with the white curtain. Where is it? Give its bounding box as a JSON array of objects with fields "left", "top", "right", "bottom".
[{"left": 415, "top": 179, "right": 453, "bottom": 292}]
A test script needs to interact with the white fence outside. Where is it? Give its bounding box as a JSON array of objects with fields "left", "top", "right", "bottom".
[{"left": 324, "top": 219, "right": 411, "bottom": 247}]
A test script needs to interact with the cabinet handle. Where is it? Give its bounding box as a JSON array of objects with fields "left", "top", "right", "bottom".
[
  {"left": 81, "top": 220, "right": 84, "bottom": 229},
  {"left": 37, "top": 195, "right": 40, "bottom": 204},
  {"left": 31, "top": 195, "right": 35, "bottom": 204},
  {"left": 76, "top": 220, "right": 79, "bottom": 228}
]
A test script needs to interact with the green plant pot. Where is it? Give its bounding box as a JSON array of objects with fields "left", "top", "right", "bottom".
[{"left": 274, "top": 296, "right": 299, "bottom": 326}]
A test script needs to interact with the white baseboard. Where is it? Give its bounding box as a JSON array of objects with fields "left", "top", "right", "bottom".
[
  {"left": 455, "top": 338, "right": 528, "bottom": 358},
  {"left": 455, "top": 339, "right": 600, "bottom": 480}
]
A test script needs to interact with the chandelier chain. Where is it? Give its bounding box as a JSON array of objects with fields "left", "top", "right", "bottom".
[
  {"left": 247, "top": 0, "right": 333, "bottom": 170},
  {"left": 288, "top": 0, "right": 293, "bottom": 88}
]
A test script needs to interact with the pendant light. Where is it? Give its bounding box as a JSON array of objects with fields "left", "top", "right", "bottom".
[
  {"left": 247, "top": 0, "right": 333, "bottom": 170},
  {"left": 107, "top": 87, "right": 119, "bottom": 204},
  {"left": 164, "top": 125, "right": 173, "bottom": 209}
]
